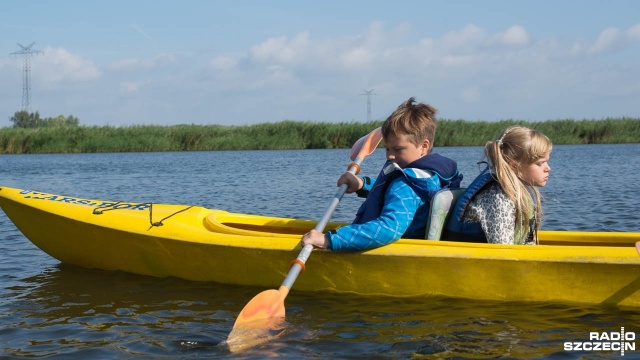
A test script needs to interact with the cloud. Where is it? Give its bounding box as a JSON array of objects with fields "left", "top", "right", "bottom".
[
  {"left": 210, "top": 55, "right": 239, "bottom": 71},
  {"left": 239, "top": 21, "right": 535, "bottom": 81},
  {"left": 245, "top": 22, "right": 407, "bottom": 73},
  {"left": 6, "top": 20, "right": 638, "bottom": 126},
  {"left": 198, "top": 22, "right": 595, "bottom": 119},
  {"left": 118, "top": 80, "right": 148, "bottom": 94},
  {"left": 496, "top": 25, "right": 530, "bottom": 47},
  {"left": 32, "top": 47, "right": 102, "bottom": 84},
  {"left": 571, "top": 23, "right": 640, "bottom": 55},
  {"left": 589, "top": 27, "right": 623, "bottom": 54},
  {"left": 629, "top": 24, "right": 640, "bottom": 40},
  {"left": 249, "top": 32, "right": 311, "bottom": 65},
  {"left": 440, "top": 23, "right": 487, "bottom": 52},
  {"left": 341, "top": 46, "right": 375, "bottom": 69}
]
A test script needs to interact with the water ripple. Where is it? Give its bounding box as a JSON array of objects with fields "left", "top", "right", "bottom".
[{"left": 1, "top": 146, "right": 639, "bottom": 359}]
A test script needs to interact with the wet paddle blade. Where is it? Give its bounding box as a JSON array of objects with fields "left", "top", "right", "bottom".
[
  {"left": 232, "top": 287, "right": 288, "bottom": 329},
  {"left": 226, "top": 319, "right": 285, "bottom": 353},
  {"left": 226, "top": 287, "right": 289, "bottom": 352}
]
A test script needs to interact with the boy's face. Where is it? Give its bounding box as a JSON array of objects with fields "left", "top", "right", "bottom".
[{"left": 384, "top": 133, "right": 430, "bottom": 168}]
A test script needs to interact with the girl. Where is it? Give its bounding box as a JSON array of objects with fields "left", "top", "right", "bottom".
[{"left": 445, "top": 126, "right": 552, "bottom": 244}]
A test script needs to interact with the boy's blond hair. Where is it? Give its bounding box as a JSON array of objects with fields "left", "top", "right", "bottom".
[{"left": 381, "top": 97, "right": 437, "bottom": 150}]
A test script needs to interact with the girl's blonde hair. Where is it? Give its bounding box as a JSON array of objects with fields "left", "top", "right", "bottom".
[{"left": 485, "top": 125, "right": 552, "bottom": 243}]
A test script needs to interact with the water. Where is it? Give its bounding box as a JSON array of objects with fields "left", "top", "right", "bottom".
[{"left": 1, "top": 145, "right": 639, "bottom": 359}]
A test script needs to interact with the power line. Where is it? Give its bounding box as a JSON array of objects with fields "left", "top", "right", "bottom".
[
  {"left": 360, "top": 89, "right": 377, "bottom": 122},
  {"left": 11, "top": 42, "right": 43, "bottom": 112}
]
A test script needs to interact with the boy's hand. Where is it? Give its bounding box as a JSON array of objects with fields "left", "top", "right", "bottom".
[
  {"left": 337, "top": 172, "right": 363, "bottom": 193},
  {"left": 301, "top": 229, "right": 328, "bottom": 249}
]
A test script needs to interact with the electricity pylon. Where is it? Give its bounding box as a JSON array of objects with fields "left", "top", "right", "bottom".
[
  {"left": 360, "top": 89, "right": 377, "bottom": 122},
  {"left": 11, "top": 42, "right": 43, "bottom": 112}
]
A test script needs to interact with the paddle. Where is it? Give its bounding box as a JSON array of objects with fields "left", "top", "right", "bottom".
[{"left": 226, "top": 127, "right": 383, "bottom": 348}]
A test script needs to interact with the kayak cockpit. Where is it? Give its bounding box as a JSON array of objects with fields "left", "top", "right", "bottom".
[{"left": 203, "top": 210, "right": 342, "bottom": 237}]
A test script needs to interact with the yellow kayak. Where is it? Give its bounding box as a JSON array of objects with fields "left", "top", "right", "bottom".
[{"left": 0, "top": 186, "right": 638, "bottom": 307}]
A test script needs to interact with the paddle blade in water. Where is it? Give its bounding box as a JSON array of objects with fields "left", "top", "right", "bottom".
[
  {"left": 226, "top": 287, "right": 288, "bottom": 352},
  {"left": 226, "top": 317, "right": 285, "bottom": 353},
  {"left": 232, "top": 287, "right": 287, "bottom": 329}
]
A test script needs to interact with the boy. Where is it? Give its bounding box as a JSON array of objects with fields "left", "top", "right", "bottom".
[{"left": 301, "top": 97, "right": 463, "bottom": 251}]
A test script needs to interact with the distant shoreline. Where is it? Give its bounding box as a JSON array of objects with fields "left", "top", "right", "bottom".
[{"left": 0, "top": 118, "right": 638, "bottom": 154}]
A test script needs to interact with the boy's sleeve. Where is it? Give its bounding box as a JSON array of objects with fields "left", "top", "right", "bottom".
[
  {"left": 355, "top": 176, "right": 375, "bottom": 198},
  {"left": 327, "top": 177, "right": 422, "bottom": 251}
]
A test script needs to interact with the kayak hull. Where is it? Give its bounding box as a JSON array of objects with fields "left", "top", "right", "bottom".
[{"left": 1, "top": 186, "right": 638, "bottom": 307}]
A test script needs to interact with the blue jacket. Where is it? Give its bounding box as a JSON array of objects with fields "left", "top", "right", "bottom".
[
  {"left": 327, "top": 153, "right": 462, "bottom": 251},
  {"left": 443, "top": 168, "right": 495, "bottom": 243}
]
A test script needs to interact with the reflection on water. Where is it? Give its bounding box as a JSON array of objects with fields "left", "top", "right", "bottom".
[
  {"left": 1, "top": 145, "right": 640, "bottom": 358},
  {"left": 1, "top": 266, "right": 223, "bottom": 356},
  {"left": 2, "top": 263, "right": 639, "bottom": 359}
]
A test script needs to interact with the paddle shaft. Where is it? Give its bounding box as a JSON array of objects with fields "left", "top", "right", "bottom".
[
  {"left": 229, "top": 128, "right": 381, "bottom": 337},
  {"left": 280, "top": 156, "right": 364, "bottom": 290}
]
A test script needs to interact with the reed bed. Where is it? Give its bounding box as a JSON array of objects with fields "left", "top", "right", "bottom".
[{"left": 0, "top": 118, "right": 637, "bottom": 154}]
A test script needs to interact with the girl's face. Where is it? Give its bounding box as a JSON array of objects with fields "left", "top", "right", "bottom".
[
  {"left": 384, "top": 133, "right": 429, "bottom": 168},
  {"left": 518, "top": 153, "right": 551, "bottom": 187}
]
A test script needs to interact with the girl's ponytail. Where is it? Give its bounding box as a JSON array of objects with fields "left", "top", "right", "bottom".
[{"left": 483, "top": 126, "right": 552, "bottom": 244}]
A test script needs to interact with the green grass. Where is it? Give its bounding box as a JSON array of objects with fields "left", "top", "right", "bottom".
[{"left": 0, "top": 118, "right": 638, "bottom": 154}]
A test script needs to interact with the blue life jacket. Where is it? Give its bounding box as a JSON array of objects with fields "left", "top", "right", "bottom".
[
  {"left": 443, "top": 167, "right": 495, "bottom": 243},
  {"left": 353, "top": 153, "right": 462, "bottom": 225}
]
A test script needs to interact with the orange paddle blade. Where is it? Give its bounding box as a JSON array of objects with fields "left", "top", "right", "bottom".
[
  {"left": 350, "top": 127, "right": 382, "bottom": 161},
  {"left": 232, "top": 286, "right": 289, "bottom": 329},
  {"left": 227, "top": 287, "right": 289, "bottom": 352}
]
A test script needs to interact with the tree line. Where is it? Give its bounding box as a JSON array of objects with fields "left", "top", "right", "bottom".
[{"left": 10, "top": 111, "right": 79, "bottom": 129}]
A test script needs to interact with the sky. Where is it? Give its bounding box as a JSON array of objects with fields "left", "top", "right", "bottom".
[{"left": 2, "top": 0, "right": 639, "bottom": 127}]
